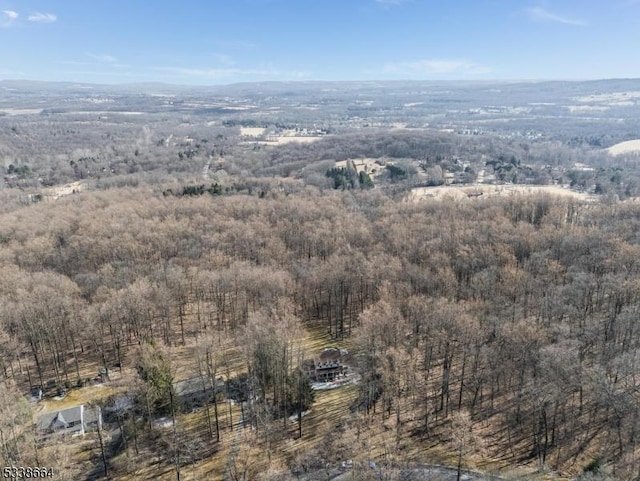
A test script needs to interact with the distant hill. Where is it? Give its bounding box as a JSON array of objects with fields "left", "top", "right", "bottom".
[{"left": 2, "top": 77, "right": 640, "bottom": 96}]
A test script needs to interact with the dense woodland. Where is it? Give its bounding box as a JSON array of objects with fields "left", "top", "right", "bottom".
[
  {"left": 1, "top": 183, "right": 640, "bottom": 480},
  {"left": 3, "top": 80, "right": 640, "bottom": 480}
]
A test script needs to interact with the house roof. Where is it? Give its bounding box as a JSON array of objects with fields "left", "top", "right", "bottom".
[
  {"left": 36, "top": 405, "right": 100, "bottom": 432},
  {"left": 318, "top": 347, "right": 350, "bottom": 363},
  {"left": 37, "top": 406, "right": 82, "bottom": 431},
  {"left": 53, "top": 411, "right": 68, "bottom": 426},
  {"left": 316, "top": 360, "right": 343, "bottom": 370}
]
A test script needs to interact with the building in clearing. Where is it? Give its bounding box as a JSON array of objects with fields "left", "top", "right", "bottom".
[
  {"left": 36, "top": 404, "right": 102, "bottom": 436},
  {"left": 310, "top": 348, "right": 351, "bottom": 382}
]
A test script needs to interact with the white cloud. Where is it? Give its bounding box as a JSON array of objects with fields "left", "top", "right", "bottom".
[
  {"left": 211, "top": 39, "right": 256, "bottom": 50},
  {"left": 28, "top": 12, "right": 57, "bottom": 23},
  {"left": 58, "top": 58, "right": 130, "bottom": 70},
  {"left": 1, "top": 10, "right": 18, "bottom": 27},
  {"left": 385, "top": 59, "right": 491, "bottom": 76},
  {"left": 211, "top": 53, "right": 235, "bottom": 66},
  {"left": 376, "top": 0, "right": 406, "bottom": 7},
  {"left": 526, "top": 7, "right": 586, "bottom": 26},
  {"left": 87, "top": 53, "right": 118, "bottom": 63},
  {"left": 156, "top": 66, "right": 310, "bottom": 80}
]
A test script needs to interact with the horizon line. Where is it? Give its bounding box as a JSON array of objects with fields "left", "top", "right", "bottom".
[{"left": 2, "top": 77, "right": 640, "bottom": 89}]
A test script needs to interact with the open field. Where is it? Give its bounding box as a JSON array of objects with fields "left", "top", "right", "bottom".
[
  {"left": 241, "top": 135, "right": 325, "bottom": 146},
  {"left": 575, "top": 91, "right": 640, "bottom": 103},
  {"left": 567, "top": 105, "right": 610, "bottom": 113},
  {"left": 407, "top": 184, "right": 596, "bottom": 202},
  {"left": 606, "top": 139, "right": 640, "bottom": 155},
  {"left": 242, "top": 135, "right": 324, "bottom": 146},
  {"left": 0, "top": 108, "right": 44, "bottom": 115},
  {"left": 240, "top": 127, "right": 266, "bottom": 137},
  {"left": 273, "top": 135, "right": 324, "bottom": 144},
  {"left": 42, "top": 180, "right": 87, "bottom": 200}
]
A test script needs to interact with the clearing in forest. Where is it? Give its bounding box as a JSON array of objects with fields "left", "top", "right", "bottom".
[
  {"left": 407, "top": 184, "right": 595, "bottom": 202},
  {"left": 606, "top": 139, "right": 640, "bottom": 156},
  {"left": 240, "top": 127, "right": 266, "bottom": 137}
]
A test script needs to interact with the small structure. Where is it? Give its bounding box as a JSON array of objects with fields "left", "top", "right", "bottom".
[
  {"left": 28, "top": 386, "right": 43, "bottom": 403},
  {"left": 311, "top": 348, "right": 350, "bottom": 382},
  {"left": 36, "top": 405, "right": 102, "bottom": 437},
  {"left": 98, "top": 367, "right": 109, "bottom": 381}
]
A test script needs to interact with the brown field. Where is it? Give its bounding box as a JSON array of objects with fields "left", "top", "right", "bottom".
[
  {"left": 606, "top": 139, "right": 640, "bottom": 156},
  {"left": 407, "top": 184, "right": 596, "bottom": 202},
  {"left": 43, "top": 180, "right": 87, "bottom": 200},
  {"left": 273, "top": 136, "right": 324, "bottom": 145}
]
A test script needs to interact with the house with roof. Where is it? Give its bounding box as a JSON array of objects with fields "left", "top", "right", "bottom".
[
  {"left": 36, "top": 404, "right": 102, "bottom": 437},
  {"left": 309, "top": 348, "right": 351, "bottom": 382}
]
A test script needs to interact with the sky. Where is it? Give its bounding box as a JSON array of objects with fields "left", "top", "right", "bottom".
[{"left": 1, "top": 0, "right": 640, "bottom": 85}]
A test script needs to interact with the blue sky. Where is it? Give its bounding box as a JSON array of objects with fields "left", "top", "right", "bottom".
[{"left": 1, "top": 0, "right": 640, "bottom": 85}]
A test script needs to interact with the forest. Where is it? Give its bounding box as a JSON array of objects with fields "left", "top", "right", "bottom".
[
  {"left": 1, "top": 184, "right": 640, "bottom": 480},
  {"left": 2, "top": 79, "right": 640, "bottom": 480}
]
